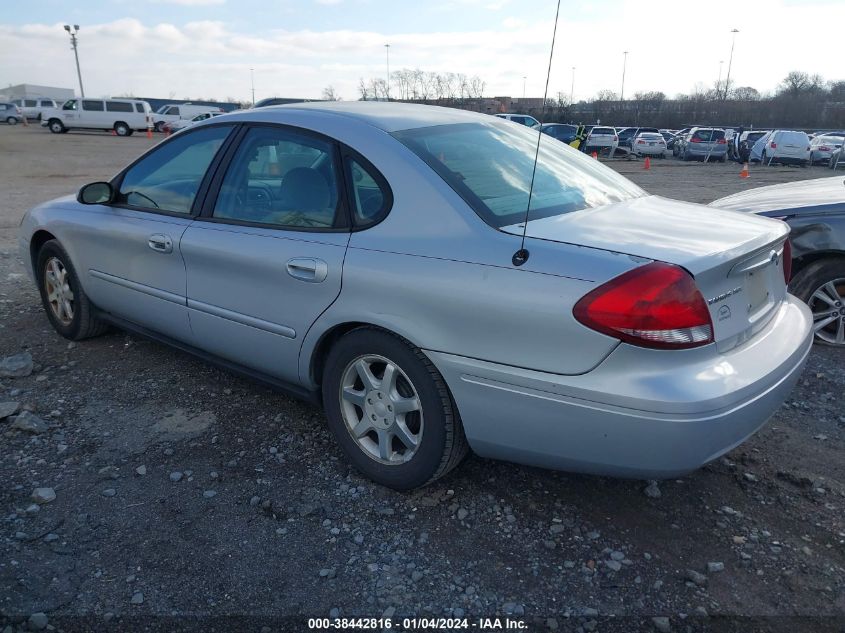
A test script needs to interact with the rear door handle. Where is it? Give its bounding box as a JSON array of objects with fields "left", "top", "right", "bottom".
[
  {"left": 286, "top": 257, "right": 328, "bottom": 283},
  {"left": 148, "top": 234, "right": 173, "bottom": 253}
]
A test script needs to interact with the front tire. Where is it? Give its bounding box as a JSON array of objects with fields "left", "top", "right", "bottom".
[
  {"left": 322, "top": 328, "right": 468, "bottom": 489},
  {"left": 6, "top": 116, "right": 18, "bottom": 125},
  {"left": 36, "top": 240, "right": 108, "bottom": 341},
  {"left": 789, "top": 257, "right": 845, "bottom": 347},
  {"left": 48, "top": 119, "right": 65, "bottom": 134}
]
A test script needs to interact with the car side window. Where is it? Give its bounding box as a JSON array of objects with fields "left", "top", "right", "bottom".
[
  {"left": 118, "top": 126, "right": 232, "bottom": 214},
  {"left": 134, "top": 103, "right": 144, "bottom": 113},
  {"left": 346, "top": 157, "right": 390, "bottom": 227},
  {"left": 82, "top": 100, "right": 104, "bottom": 111},
  {"left": 63, "top": 100, "right": 78, "bottom": 111},
  {"left": 212, "top": 126, "right": 342, "bottom": 230}
]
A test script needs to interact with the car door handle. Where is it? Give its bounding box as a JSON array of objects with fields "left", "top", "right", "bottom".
[
  {"left": 148, "top": 234, "right": 173, "bottom": 254},
  {"left": 286, "top": 258, "right": 328, "bottom": 283}
]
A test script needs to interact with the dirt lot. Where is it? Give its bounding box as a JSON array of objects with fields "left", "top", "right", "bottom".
[{"left": 1, "top": 125, "right": 843, "bottom": 633}]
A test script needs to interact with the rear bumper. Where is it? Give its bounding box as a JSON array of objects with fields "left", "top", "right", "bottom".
[
  {"left": 768, "top": 155, "right": 809, "bottom": 165},
  {"left": 686, "top": 146, "right": 727, "bottom": 157},
  {"left": 426, "top": 295, "right": 812, "bottom": 479}
]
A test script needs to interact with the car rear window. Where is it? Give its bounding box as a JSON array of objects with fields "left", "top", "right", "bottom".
[
  {"left": 394, "top": 121, "right": 644, "bottom": 229},
  {"left": 692, "top": 129, "right": 725, "bottom": 141},
  {"left": 591, "top": 127, "right": 615, "bottom": 135},
  {"left": 778, "top": 131, "right": 809, "bottom": 144},
  {"left": 639, "top": 133, "right": 663, "bottom": 140},
  {"left": 746, "top": 132, "right": 766, "bottom": 143}
]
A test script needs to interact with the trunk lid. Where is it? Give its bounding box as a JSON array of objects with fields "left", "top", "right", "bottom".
[{"left": 503, "top": 195, "right": 790, "bottom": 350}]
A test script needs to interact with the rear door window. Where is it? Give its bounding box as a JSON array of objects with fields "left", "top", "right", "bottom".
[
  {"left": 106, "top": 101, "right": 133, "bottom": 113},
  {"left": 212, "top": 126, "right": 343, "bottom": 230},
  {"left": 25, "top": 99, "right": 37, "bottom": 107}
]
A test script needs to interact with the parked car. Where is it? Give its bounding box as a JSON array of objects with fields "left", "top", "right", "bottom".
[
  {"left": 616, "top": 127, "right": 660, "bottom": 150},
  {"left": 152, "top": 103, "right": 225, "bottom": 132},
  {"left": 540, "top": 123, "right": 578, "bottom": 145},
  {"left": 10, "top": 97, "right": 58, "bottom": 121},
  {"left": 711, "top": 176, "right": 845, "bottom": 346},
  {"left": 632, "top": 132, "right": 667, "bottom": 157},
  {"left": 584, "top": 125, "right": 618, "bottom": 154},
  {"left": 18, "top": 103, "right": 811, "bottom": 489},
  {"left": 165, "top": 111, "right": 226, "bottom": 134},
  {"left": 0, "top": 102, "right": 22, "bottom": 125},
  {"left": 658, "top": 129, "right": 677, "bottom": 142},
  {"left": 42, "top": 99, "right": 153, "bottom": 136},
  {"left": 494, "top": 113, "right": 540, "bottom": 128},
  {"left": 829, "top": 147, "right": 845, "bottom": 169},
  {"left": 754, "top": 130, "right": 811, "bottom": 166},
  {"left": 676, "top": 127, "right": 728, "bottom": 162},
  {"left": 809, "top": 135, "right": 844, "bottom": 165},
  {"left": 737, "top": 130, "right": 769, "bottom": 163}
]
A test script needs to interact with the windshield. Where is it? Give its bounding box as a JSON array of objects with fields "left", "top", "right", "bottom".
[{"left": 394, "top": 121, "right": 645, "bottom": 229}]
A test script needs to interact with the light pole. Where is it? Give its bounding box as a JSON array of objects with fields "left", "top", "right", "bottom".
[
  {"left": 522, "top": 76, "right": 527, "bottom": 100},
  {"left": 384, "top": 44, "right": 390, "bottom": 100},
  {"left": 570, "top": 66, "right": 575, "bottom": 104},
  {"left": 723, "top": 29, "right": 739, "bottom": 100},
  {"left": 717, "top": 60, "right": 723, "bottom": 94},
  {"left": 620, "top": 51, "right": 628, "bottom": 100},
  {"left": 63, "top": 24, "right": 84, "bottom": 98},
  {"left": 250, "top": 67, "right": 255, "bottom": 107}
]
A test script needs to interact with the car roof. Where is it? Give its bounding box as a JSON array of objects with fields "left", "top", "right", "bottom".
[{"left": 218, "top": 101, "right": 498, "bottom": 133}]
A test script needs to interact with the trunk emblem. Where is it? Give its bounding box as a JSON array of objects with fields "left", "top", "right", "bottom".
[
  {"left": 707, "top": 287, "right": 743, "bottom": 305},
  {"left": 718, "top": 305, "right": 732, "bottom": 321}
]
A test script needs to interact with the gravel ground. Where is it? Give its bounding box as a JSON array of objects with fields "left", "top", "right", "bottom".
[{"left": 1, "top": 125, "right": 844, "bottom": 633}]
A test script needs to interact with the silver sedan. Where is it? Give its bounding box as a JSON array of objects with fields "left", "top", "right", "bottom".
[{"left": 18, "top": 103, "right": 813, "bottom": 489}]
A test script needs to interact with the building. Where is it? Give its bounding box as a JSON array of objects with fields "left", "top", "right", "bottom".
[{"left": 0, "top": 83, "right": 75, "bottom": 103}]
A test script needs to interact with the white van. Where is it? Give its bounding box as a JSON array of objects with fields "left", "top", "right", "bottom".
[
  {"left": 756, "top": 130, "right": 811, "bottom": 166},
  {"left": 152, "top": 103, "right": 224, "bottom": 131},
  {"left": 42, "top": 98, "right": 153, "bottom": 136},
  {"left": 10, "top": 97, "right": 58, "bottom": 121}
]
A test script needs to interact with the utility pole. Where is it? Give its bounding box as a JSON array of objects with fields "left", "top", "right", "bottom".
[
  {"left": 620, "top": 51, "right": 628, "bottom": 101},
  {"left": 724, "top": 29, "right": 739, "bottom": 100},
  {"left": 570, "top": 66, "right": 575, "bottom": 104},
  {"left": 63, "top": 25, "right": 84, "bottom": 97},
  {"left": 717, "top": 60, "right": 723, "bottom": 94},
  {"left": 522, "top": 76, "right": 527, "bottom": 100},
  {"left": 250, "top": 68, "right": 255, "bottom": 107},
  {"left": 384, "top": 44, "right": 390, "bottom": 100}
]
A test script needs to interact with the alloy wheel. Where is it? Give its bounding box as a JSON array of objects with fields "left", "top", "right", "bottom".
[
  {"left": 339, "top": 354, "right": 424, "bottom": 464},
  {"left": 808, "top": 278, "right": 845, "bottom": 345},
  {"left": 44, "top": 257, "right": 75, "bottom": 325}
]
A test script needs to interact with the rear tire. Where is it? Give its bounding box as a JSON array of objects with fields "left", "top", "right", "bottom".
[
  {"left": 322, "top": 327, "right": 468, "bottom": 489},
  {"left": 6, "top": 116, "right": 18, "bottom": 125},
  {"left": 36, "top": 240, "right": 109, "bottom": 341},
  {"left": 789, "top": 257, "right": 845, "bottom": 347},
  {"left": 114, "top": 122, "right": 130, "bottom": 136}
]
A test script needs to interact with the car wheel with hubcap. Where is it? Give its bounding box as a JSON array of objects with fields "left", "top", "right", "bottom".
[
  {"left": 789, "top": 257, "right": 845, "bottom": 347},
  {"left": 322, "top": 327, "right": 468, "bottom": 489},
  {"left": 6, "top": 116, "right": 18, "bottom": 125},
  {"left": 114, "top": 122, "right": 130, "bottom": 136},
  {"left": 36, "top": 240, "right": 108, "bottom": 340},
  {"left": 48, "top": 119, "right": 65, "bottom": 134}
]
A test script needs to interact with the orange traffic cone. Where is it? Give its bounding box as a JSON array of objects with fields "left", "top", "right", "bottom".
[
  {"left": 110, "top": 129, "right": 116, "bottom": 136},
  {"left": 591, "top": 151, "right": 598, "bottom": 160},
  {"left": 740, "top": 162, "right": 749, "bottom": 179},
  {"left": 643, "top": 156, "right": 651, "bottom": 170},
  {"left": 146, "top": 128, "right": 153, "bottom": 139}
]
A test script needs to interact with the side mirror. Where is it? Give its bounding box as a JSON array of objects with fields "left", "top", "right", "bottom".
[{"left": 78, "top": 182, "right": 114, "bottom": 205}]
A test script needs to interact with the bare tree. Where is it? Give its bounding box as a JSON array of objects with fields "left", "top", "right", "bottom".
[
  {"left": 358, "top": 78, "right": 369, "bottom": 101},
  {"left": 322, "top": 85, "right": 341, "bottom": 101}
]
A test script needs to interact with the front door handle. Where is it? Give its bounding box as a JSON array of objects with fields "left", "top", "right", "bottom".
[
  {"left": 148, "top": 234, "right": 173, "bottom": 254},
  {"left": 286, "top": 258, "right": 328, "bottom": 283}
]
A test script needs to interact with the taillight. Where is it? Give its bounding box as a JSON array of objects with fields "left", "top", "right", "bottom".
[
  {"left": 717, "top": 138, "right": 727, "bottom": 144},
  {"left": 820, "top": 146, "right": 830, "bottom": 151},
  {"left": 782, "top": 240, "right": 792, "bottom": 283},
  {"left": 573, "top": 262, "right": 714, "bottom": 350},
  {"left": 637, "top": 139, "right": 645, "bottom": 144},
  {"left": 613, "top": 135, "right": 618, "bottom": 141},
  {"left": 690, "top": 137, "right": 702, "bottom": 143},
  {"left": 770, "top": 142, "right": 777, "bottom": 149}
]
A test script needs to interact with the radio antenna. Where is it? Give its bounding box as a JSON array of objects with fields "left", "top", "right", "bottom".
[{"left": 512, "top": 0, "right": 562, "bottom": 267}]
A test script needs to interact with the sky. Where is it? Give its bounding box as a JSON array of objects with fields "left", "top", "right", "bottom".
[{"left": 1, "top": 0, "right": 842, "bottom": 104}]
